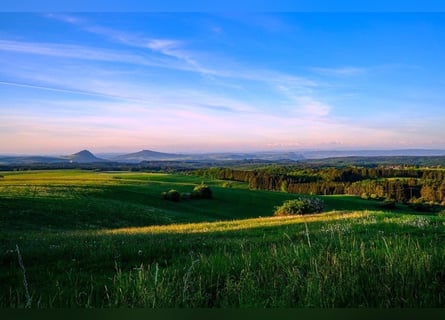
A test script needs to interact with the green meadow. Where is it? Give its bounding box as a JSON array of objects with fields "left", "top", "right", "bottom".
[{"left": 1, "top": 170, "right": 445, "bottom": 307}]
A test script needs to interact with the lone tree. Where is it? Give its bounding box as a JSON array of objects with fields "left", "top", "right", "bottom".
[{"left": 192, "top": 184, "right": 213, "bottom": 199}]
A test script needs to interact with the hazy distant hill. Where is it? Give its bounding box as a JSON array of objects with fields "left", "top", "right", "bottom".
[
  {"left": 113, "top": 150, "right": 185, "bottom": 162},
  {"left": 111, "top": 150, "right": 305, "bottom": 163},
  {"left": 2, "top": 148, "right": 445, "bottom": 166},
  {"left": 64, "top": 150, "right": 108, "bottom": 163},
  {"left": 0, "top": 155, "right": 66, "bottom": 165},
  {"left": 198, "top": 152, "right": 305, "bottom": 161},
  {"left": 0, "top": 149, "right": 107, "bottom": 165},
  {"left": 302, "top": 149, "right": 445, "bottom": 159}
]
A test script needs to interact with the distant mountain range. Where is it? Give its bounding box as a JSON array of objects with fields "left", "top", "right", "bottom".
[
  {"left": 1, "top": 148, "right": 445, "bottom": 165},
  {"left": 108, "top": 150, "right": 305, "bottom": 162},
  {"left": 0, "top": 149, "right": 107, "bottom": 165},
  {"left": 0, "top": 155, "right": 67, "bottom": 165},
  {"left": 112, "top": 149, "right": 185, "bottom": 162},
  {"left": 301, "top": 149, "right": 445, "bottom": 159}
]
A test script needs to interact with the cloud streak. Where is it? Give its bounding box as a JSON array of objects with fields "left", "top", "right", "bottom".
[
  {"left": 43, "top": 14, "right": 322, "bottom": 89},
  {"left": 0, "top": 80, "right": 131, "bottom": 100},
  {"left": 0, "top": 39, "right": 172, "bottom": 68},
  {"left": 8, "top": 14, "right": 436, "bottom": 152},
  {"left": 310, "top": 66, "right": 367, "bottom": 77},
  {"left": 0, "top": 36, "right": 320, "bottom": 102},
  {"left": 0, "top": 37, "right": 323, "bottom": 117},
  {"left": 45, "top": 13, "right": 211, "bottom": 76}
]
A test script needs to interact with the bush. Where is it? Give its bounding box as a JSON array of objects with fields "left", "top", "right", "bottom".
[
  {"left": 222, "top": 182, "right": 233, "bottom": 188},
  {"left": 274, "top": 197, "right": 324, "bottom": 216},
  {"left": 162, "top": 189, "right": 180, "bottom": 202},
  {"left": 192, "top": 184, "right": 212, "bottom": 199},
  {"left": 369, "top": 194, "right": 384, "bottom": 201},
  {"left": 162, "top": 185, "right": 212, "bottom": 202},
  {"left": 361, "top": 193, "right": 370, "bottom": 200}
]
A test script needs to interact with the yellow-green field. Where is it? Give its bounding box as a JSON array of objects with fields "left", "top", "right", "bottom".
[{"left": 1, "top": 170, "right": 445, "bottom": 307}]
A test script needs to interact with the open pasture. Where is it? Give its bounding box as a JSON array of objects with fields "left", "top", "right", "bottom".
[{"left": 1, "top": 170, "right": 445, "bottom": 307}]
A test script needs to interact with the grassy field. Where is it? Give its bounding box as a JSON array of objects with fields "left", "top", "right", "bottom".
[{"left": 1, "top": 170, "right": 445, "bottom": 307}]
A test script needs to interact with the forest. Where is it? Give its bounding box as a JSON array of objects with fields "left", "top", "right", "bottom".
[{"left": 193, "top": 166, "right": 445, "bottom": 204}]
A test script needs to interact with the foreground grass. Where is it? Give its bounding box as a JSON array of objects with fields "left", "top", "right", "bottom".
[
  {"left": 2, "top": 211, "right": 445, "bottom": 307},
  {"left": 1, "top": 170, "right": 445, "bottom": 307}
]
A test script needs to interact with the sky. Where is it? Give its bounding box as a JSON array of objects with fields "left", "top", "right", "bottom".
[{"left": 1, "top": 12, "right": 445, "bottom": 154}]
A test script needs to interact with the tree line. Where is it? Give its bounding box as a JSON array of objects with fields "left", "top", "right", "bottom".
[{"left": 193, "top": 167, "right": 445, "bottom": 204}]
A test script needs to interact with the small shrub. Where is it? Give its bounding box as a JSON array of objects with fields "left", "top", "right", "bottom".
[
  {"left": 280, "top": 181, "right": 288, "bottom": 193},
  {"left": 274, "top": 197, "right": 324, "bottom": 216},
  {"left": 162, "top": 189, "right": 180, "bottom": 202},
  {"left": 369, "top": 194, "right": 384, "bottom": 201},
  {"left": 361, "top": 193, "right": 369, "bottom": 200},
  {"left": 192, "top": 184, "right": 212, "bottom": 199}
]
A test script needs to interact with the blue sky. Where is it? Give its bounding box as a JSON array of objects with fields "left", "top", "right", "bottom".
[{"left": 1, "top": 13, "right": 445, "bottom": 154}]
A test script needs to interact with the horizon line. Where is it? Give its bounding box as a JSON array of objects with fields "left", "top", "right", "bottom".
[{"left": 2, "top": 147, "right": 445, "bottom": 157}]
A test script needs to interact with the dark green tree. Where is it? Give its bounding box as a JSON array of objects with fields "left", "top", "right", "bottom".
[{"left": 192, "top": 184, "right": 212, "bottom": 199}]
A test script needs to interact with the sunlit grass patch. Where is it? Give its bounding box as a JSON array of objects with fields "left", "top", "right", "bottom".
[{"left": 100, "top": 211, "right": 373, "bottom": 236}]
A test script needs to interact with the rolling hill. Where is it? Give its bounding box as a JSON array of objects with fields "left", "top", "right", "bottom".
[
  {"left": 64, "top": 150, "right": 108, "bottom": 163},
  {"left": 0, "top": 150, "right": 108, "bottom": 165},
  {"left": 113, "top": 149, "right": 186, "bottom": 162}
]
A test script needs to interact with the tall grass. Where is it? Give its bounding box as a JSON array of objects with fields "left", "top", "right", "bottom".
[
  {"left": 3, "top": 211, "right": 445, "bottom": 307},
  {"left": 103, "top": 225, "right": 445, "bottom": 307}
]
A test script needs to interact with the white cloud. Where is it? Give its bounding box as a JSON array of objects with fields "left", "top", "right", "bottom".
[
  {"left": 61, "top": 18, "right": 207, "bottom": 75},
  {"left": 310, "top": 66, "right": 367, "bottom": 77},
  {"left": 146, "top": 39, "right": 181, "bottom": 52},
  {"left": 274, "top": 84, "right": 332, "bottom": 117},
  {"left": 0, "top": 15, "right": 357, "bottom": 153},
  {"left": 0, "top": 40, "right": 155, "bottom": 65},
  {"left": 299, "top": 98, "right": 331, "bottom": 116},
  {"left": 44, "top": 13, "right": 84, "bottom": 25}
]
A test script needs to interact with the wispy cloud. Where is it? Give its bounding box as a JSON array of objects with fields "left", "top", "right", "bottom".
[
  {"left": 42, "top": 14, "right": 320, "bottom": 90},
  {"left": 44, "top": 13, "right": 84, "bottom": 25},
  {"left": 0, "top": 80, "right": 130, "bottom": 101},
  {"left": 0, "top": 38, "right": 321, "bottom": 114},
  {"left": 45, "top": 13, "right": 211, "bottom": 76},
  {"left": 299, "top": 97, "right": 331, "bottom": 116},
  {"left": 85, "top": 25, "right": 214, "bottom": 76},
  {"left": 5, "top": 12, "right": 322, "bottom": 99},
  {"left": 0, "top": 39, "right": 172, "bottom": 68},
  {"left": 0, "top": 78, "right": 257, "bottom": 116},
  {"left": 310, "top": 66, "right": 367, "bottom": 77},
  {"left": 0, "top": 13, "right": 351, "bottom": 153},
  {"left": 274, "top": 83, "right": 331, "bottom": 117}
]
